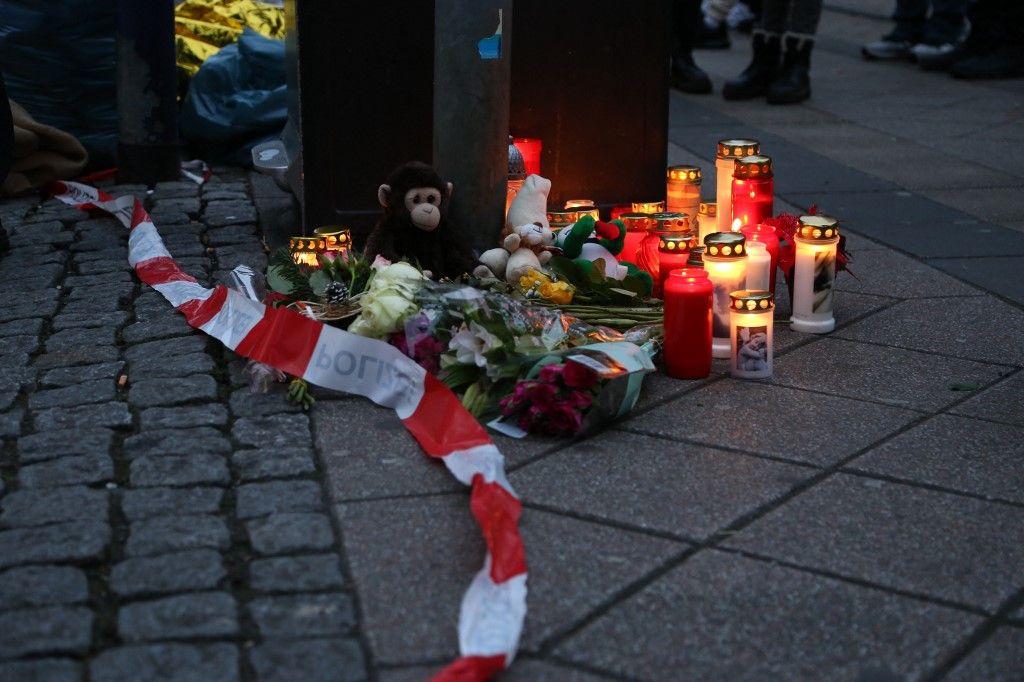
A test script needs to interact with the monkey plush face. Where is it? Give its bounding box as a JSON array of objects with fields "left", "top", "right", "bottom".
[{"left": 377, "top": 162, "right": 453, "bottom": 233}]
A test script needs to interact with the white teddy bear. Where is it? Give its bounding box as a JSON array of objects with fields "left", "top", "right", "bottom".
[{"left": 473, "top": 174, "right": 555, "bottom": 283}]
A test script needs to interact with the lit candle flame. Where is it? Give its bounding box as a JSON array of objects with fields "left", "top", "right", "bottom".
[{"left": 731, "top": 218, "right": 742, "bottom": 232}]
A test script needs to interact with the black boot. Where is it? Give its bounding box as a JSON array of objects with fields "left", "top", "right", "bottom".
[
  {"left": 671, "top": 51, "right": 713, "bottom": 94},
  {"left": 722, "top": 31, "right": 780, "bottom": 100},
  {"left": 767, "top": 35, "right": 812, "bottom": 104}
]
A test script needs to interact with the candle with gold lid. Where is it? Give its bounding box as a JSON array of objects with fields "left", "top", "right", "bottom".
[
  {"left": 729, "top": 289, "right": 774, "bottom": 380},
  {"left": 703, "top": 232, "right": 748, "bottom": 358},
  {"left": 313, "top": 225, "right": 352, "bottom": 260},
  {"left": 696, "top": 201, "right": 718, "bottom": 245},
  {"left": 716, "top": 138, "right": 760, "bottom": 233},
  {"left": 636, "top": 212, "right": 690, "bottom": 278},
  {"left": 565, "top": 199, "right": 595, "bottom": 209},
  {"left": 620, "top": 212, "right": 654, "bottom": 264},
  {"left": 687, "top": 246, "right": 705, "bottom": 268},
  {"left": 731, "top": 155, "right": 774, "bottom": 231},
  {"left": 657, "top": 228, "right": 701, "bottom": 295},
  {"left": 666, "top": 164, "right": 702, "bottom": 217},
  {"left": 632, "top": 200, "right": 666, "bottom": 215},
  {"left": 289, "top": 236, "right": 324, "bottom": 267},
  {"left": 663, "top": 268, "right": 714, "bottom": 379},
  {"left": 791, "top": 215, "right": 840, "bottom": 334}
]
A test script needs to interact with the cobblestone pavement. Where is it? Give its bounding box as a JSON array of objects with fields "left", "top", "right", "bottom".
[
  {"left": 0, "top": 170, "right": 368, "bottom": 681},
  {"left": 2, "top": 4, "right": 1024, "bottom": 682}
]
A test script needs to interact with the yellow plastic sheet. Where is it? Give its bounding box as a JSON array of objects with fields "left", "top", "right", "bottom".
[{"left": 175, "top": 0, "right": 285, "bottom": 79}]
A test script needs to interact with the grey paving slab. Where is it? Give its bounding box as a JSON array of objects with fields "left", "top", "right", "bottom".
[
  {"left": 512, "top": 431, "right": 812, "bottom": 539},
  {"left": 314, "top": 399, "right": 459, "bottom": 501},
  {"left": 835, "top": 296, "right": 1024, "bottom": 367},
  {"left": 248, "top": 638, "right": 366, "bottom": 682},
  {"left": 949, "top": 371, "right": 1024, "bottom": 427},
  {"left": 947, "top": 628, "right": 1024, "bottom": 681},
  {"left": 555, "top": 550, "right": 979, "bottom": 681},
  {"left": 849, "top": 414, "right": 1024, "bottom": 503},
  {"left": 928, "top": 256, "right": 1024, "bottom": 306},
  {"left": 90, "top": 643, "right": 239, "bottom": 682},
  {"left": 773, "top": 338, "right": 1006, "bottom": 411},
  {"left": 625, "top": 381, "right": 918, "bottom": 466},
  {"left": 724, "top": 474, "right": 1024, "bottom": 611},
  {"left": 835, "top": 249, "right": 981, "bottom": 299},
  {"left": 785, "top": 190, "right": 1024, "bottom": 259}
]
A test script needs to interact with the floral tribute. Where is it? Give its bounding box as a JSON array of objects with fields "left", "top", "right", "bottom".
[{"left": 499, "top": 361, "right": 599, "bottom": 436}]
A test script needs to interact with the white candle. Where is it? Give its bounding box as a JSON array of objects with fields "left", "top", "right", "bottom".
[
  {"left": 729, "top": 290, "right": 774, "bottom": 380},
  {"left": 791, "top": 215, "right": 840, "bottom": 334},
  {"left": 703, "top": 232, "right": 748, "bottom": 359},
  {"left": 715, "top": 139, "right": 760, "bottom": 234},
  {"left": 697, "top": 201, "right": 717, "bottom": 245},
  {"left": 744, "top": 241, "right": 771, "bottom": 292}
]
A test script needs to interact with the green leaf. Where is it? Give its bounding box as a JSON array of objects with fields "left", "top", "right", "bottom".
[
  {"left": 587, "top": 260, "right": 607, "bottom": 284},
  {"left": 266, "top": 265, "right": 295, "bottom": 295},
  {"left": 308, "top": 270, "right": 332, "bottom": 297}
]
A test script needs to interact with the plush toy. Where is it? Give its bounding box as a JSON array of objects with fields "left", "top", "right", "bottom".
[
  {"left": 363, "top": 161, "right": 477, "bottom": 279},
  {"left": 474, "top": 222, "right": 555, "bottom": 283},
  {"left": 505, "top": 174, "right": 551, "bottom": 232},
  {"left": 555, "top": 215, "right": 653, "bottom": 293}
]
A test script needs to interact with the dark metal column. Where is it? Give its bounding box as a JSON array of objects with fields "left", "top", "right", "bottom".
[
  {"left": 116, "top": 0, "right": 180, "bottom": 184},
  {"left": 433, "top": 0, "right": 512, "bottom": 251}
]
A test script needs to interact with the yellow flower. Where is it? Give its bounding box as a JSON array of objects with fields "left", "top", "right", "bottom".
[
  {"left": 539, "top": 281, "right": 574, "bottom": 304},
  {"left": 519, "top": 268, "right": 551, "bottom": 292}
]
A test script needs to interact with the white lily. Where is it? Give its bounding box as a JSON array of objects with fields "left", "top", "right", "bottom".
[{"left": 448, "top": 321, "right": 502, "bottom": 368}]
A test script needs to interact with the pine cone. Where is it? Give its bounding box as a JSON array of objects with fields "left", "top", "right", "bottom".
[{"left": 323, "top": 281, "right": 349, "bottom": 304}]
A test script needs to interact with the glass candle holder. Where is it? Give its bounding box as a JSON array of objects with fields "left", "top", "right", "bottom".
[
  {"left": 513, "top": 137, "right": 542, "bottom": 176},
  {"left": 697, "top": 201, "right": 717, "bottom": 245},
  {"left": 314, "top": 226, "right": 352, "bottom": 260},
  {"left": 632, "top": 200, "right": 666, "bottom": 215},
  {"left": 666, "top": 164, "right": 702, "bottom": 218},
  {"left": 791, "top": 215, "right": 840, "bottom": 333},
  {"left": 703, "top": 232, "right": 748, "bottom": 358},
  {"left": 716, "top": 138, "right": 760, "bottom": 233},
  {"left": 657, "top": 229, "right": 700, "bottom": 296},
  {"left": 729, "top": 290, "right": 774, "bottom": 380},
  {"left": 620, "top": 212, "right": 654, "bottom": 264},
  {"left": 744, "top": 241, "right": 771, "bottom": 292},
  {"left": 546, "top": 208, "right": 579, "bottom": 232},
  {"left": 740, "top": 222, "right": 780, "bottom": 294},
  {"left": 731, "top": 155, "right": 774, "bottom": 231},
  {"left": 565, "top": 199, "right": 595, "bottom": 209},
  {"left": 663, "top": 268, "right": 714, "bottom": 379},
  {"left": 637, "top": 212, "right": 690, "bottom": 279},
  {"left": 289, "top": 236, "right": 324, "bottom": 267}
]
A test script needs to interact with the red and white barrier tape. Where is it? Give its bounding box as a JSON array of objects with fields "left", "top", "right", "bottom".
[{"left": 51, "top": 181, "right": 527, "bottom": 681}]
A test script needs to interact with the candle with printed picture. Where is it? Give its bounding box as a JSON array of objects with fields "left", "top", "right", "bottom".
[
  {"left": 791, "top": 215, "right": 840, "bottom": 333},
  {"left": 703, "top": 232, "right": 748, "bottom": 358},
  {"left": 716, "top": 138, "right": 759, "bottom": 233},
  {"left": 729, "top": 290, "right": 774, "bottom": 380},
  {"left": 663, "top": 268, "right": 714, "bottom": 379}
]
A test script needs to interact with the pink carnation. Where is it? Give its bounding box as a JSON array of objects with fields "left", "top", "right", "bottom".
[
  {"left": 562, "top": 361, "right": 597, "bottom": 389},
  {"left": 538, "top": 364, "right": 564, "bottom": 384}
]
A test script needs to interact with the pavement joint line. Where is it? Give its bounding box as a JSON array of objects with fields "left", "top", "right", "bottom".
[
  {"left": 923, "top": 583, "right": 1024, "bottom": 681},
  {"left": 715, "top": 546, "right": 995, "bottom": 618},
  {"left": 331, "top": 489, "right": 465, "bottom": 506},
  {"left": 827, "top": 335, "right": 1024, "bottom": 369},
  {"left": 837, "top": 468, "right": 1024, "bottom": 512},
  {"left": 749, "top": 381, "right": 934, "bottom": 415},
  {"left": 613, "top": 427, "right": 830, "bottom": 472},
  {"left": 521, "top": 499, "right": 698, "bottom": 545}
]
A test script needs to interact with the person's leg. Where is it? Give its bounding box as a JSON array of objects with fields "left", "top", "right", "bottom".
[
  {"left": 862, "top": 0, "right": 927, "bottom": 60},
  {"left": 672, "top": 0, "right": 713, "bottom": 93},
  {"left": 722, "top": 0, "right": 784, "bottom": 99},
  {"left": 950, "top": 0, "right": 1024, "bottom": 79},
  {"left": 697, "top": 0, "right": 736, "bottom": 49},
  {"left": 912, "top": 0, "right": 970, "bottom": 68},
  {"left": 765, "top": 0, "right": 820, "bottom": 104}
]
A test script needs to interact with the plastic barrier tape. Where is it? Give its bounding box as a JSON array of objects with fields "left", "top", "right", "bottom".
[{"left": 50, "top": 181, "right": 527, "bottom": 681}]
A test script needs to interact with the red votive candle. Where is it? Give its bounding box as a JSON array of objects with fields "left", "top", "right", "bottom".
[
  {"left": 619, "top": 212, "right": 653, "bottom": 264},
  {"left": 513, "top": 137, "right": 542, "bottom": 176},
  {"left": 663, "top": 268, "right": 713, "bottom": 379},
  {"left": 637, "top": 212, "right": 691, "bottom": 281},
  {"left": 731, "top": 155, "right": 774, "bottom": 231},
  {"left": 657, "top": 229, "right": 700, "bottom": 296},
  {"left": 740, "top": 222, "right": 781, "bottom": 294}
]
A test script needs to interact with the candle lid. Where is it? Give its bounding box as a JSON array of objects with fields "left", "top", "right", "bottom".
[
  {"left": 698, "top": 201, "right": 717, "bottom": 217},
  {"left": 730, "top": 289, "right": 775, "bottom": 311},
  {"left": 717, "top": 138, "right": 760, "bottom": 159},
  {"left": 314, "top": 226, "right": 352, "bottom": 248},
  {"left": 667, "top": 165, "right": 702, "bottom": 183},
  {"left": 620, "top": 213, "right": 654, "bottom": 232},
  {"left": 796, "top": 214, "right": 840, "bottom": 241},
  {"left": 290, "top": 236, "right": 324, "bottom": 251},
  {"left": 733, "top": 155, "right": 773, "bottom": 179},
  {"left": 659, "top": 230, "right": 700, "bottom": 253},
  {"left": 686, "top": 246, "right": 705, "bottom": 266},
  {"left": 631, "top": 200, "right": 666, "bottom": 214},
  {"left": 547, "top": 208, "right": 593, "bottom": 225},
  {"left": 565, "top": 199, "right": 595, "bottom": 209},
  {"left": 703, "top": 232, "right": 746, "bottom": 258},
  {"left": 650, "top": 211, "right": 691, "bottom": 231}
]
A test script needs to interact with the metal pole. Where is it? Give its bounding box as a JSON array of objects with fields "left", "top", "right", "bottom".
[
  {"left": 433, "top": 0, "right": 512, "bottom": 251},
  {"left": 116, "top": 0, "right": 180, "bottom": 183}
]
